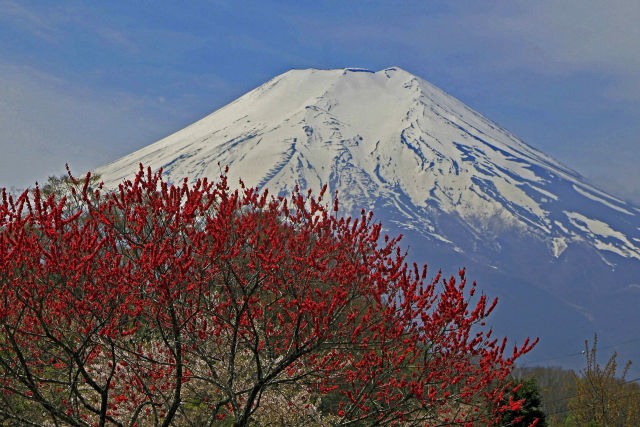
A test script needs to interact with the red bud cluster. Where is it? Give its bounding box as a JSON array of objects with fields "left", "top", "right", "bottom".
[{"left": 0, "top": 165, "right": 537, "bottom": 426}]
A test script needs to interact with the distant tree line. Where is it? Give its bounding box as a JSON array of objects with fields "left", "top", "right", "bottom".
[{"left": 512, "top": 334, "right": 640, "bottom": 427}]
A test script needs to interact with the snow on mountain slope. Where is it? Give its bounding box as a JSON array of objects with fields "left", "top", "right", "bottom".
[
  {"left": 94, "top": 67, "right": 640, "bottom": 371},
  {"left": 95, "top": 67, "right": 640, "bottom": 263}
]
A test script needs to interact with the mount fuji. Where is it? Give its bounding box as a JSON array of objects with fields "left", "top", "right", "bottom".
[{"left": 94, "top": 67, "right": 640, "bottom": 371}]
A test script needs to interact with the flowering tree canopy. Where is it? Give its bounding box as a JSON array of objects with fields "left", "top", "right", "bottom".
[{"left": 0, "top": 166, "right": 537, "bottom": 426}]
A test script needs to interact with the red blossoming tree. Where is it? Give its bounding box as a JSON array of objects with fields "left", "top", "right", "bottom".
[{"left": 0, "top": 166, "right": 537, "bottom": 426}]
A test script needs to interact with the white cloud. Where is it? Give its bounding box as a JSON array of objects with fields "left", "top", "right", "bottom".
[
  {"left": 0, "top": 63, "right": 171, "bottom": 190},
  {"left": 0, "top": 0, "right": 139, "bottom": 53},
  {"left": 0, "top": 0, "right": 61, "bottom": 42},
  {"left": 478, "top": 1, "right": 640, "bottom": 74},
  {"left": 291, "top": 2, "right": 640, "bottom": 100}
]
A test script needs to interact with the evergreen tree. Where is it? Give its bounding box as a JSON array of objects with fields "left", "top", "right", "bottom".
[{"left": 501, "top": 378, "right": 547, "bottom": 426}]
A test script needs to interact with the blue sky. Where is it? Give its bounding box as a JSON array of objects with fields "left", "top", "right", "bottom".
[{"left": 1, "top": 1, "right": 639, "bottom": 203}]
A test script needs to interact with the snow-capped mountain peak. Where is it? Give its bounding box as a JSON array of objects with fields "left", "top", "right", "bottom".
[
  {"left": 94, "top": 67, "right": 640, "bottom": 372},
  {"left": 95, "top": 67, "right": 640, "bottom": 262}
]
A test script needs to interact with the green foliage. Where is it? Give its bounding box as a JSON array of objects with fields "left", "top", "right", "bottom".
[
  {"left": 513, "top": 365, "right": 575, "bottom": 425},
  {"left": 568, "top": 334, "right": 640, "bottom": 427},
  {"left": 33, "top": 171, "right": 103, "bottom": 220},
  {"left": 514, "top": 335, "right": 640, "bottom": 427},
  {"left": 42, "top": 169, "right": 100, "bottom": 192},
  {"left": 501, "top": 377, "right": 547, "bottom": 426}
]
